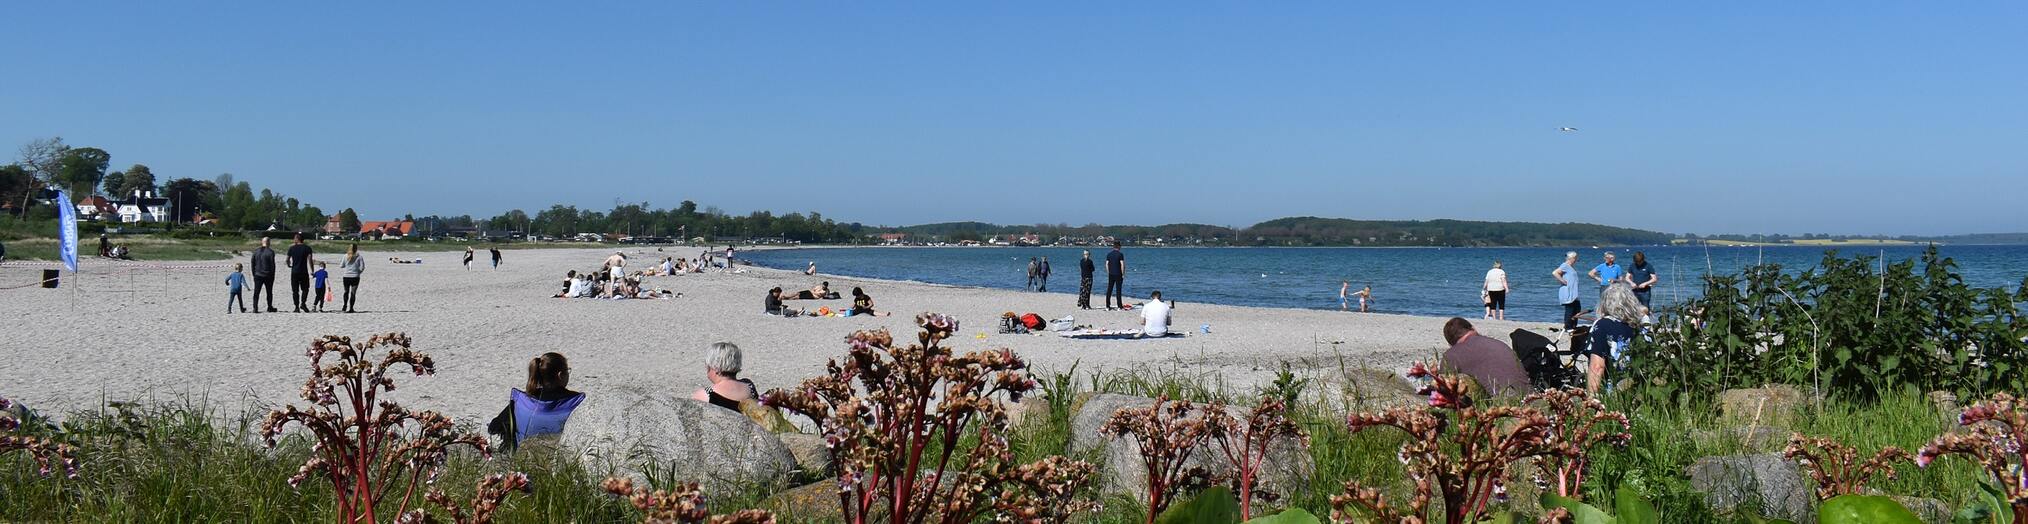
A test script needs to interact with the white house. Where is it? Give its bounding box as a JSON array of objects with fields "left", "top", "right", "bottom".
[
  {"left": 75, "top": 196, "right": 116, "bottom": 221},
  {"left": 114, "top": 191, "right": 171, "bottom": 223}
]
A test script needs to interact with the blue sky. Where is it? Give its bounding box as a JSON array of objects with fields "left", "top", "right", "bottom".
[{"left": 2, "top": 3, "right": 2023, "bottom": 235}]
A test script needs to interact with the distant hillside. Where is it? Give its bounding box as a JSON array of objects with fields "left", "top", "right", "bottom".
[
  {"left": 877, "top": 217, "right": 1672, "bottom": 247},
  {"left": 1244, "top": 217, "right": 1673, "bottom": 247}
]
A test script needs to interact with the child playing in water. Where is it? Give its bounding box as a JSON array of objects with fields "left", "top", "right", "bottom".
[{"left": 312, "top": 262, "right": 330, "bottom": 312}]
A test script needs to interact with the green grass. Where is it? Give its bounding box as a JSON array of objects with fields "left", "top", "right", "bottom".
[{"left": 2, "top": 370, "right": 2003, "bottom": 523}]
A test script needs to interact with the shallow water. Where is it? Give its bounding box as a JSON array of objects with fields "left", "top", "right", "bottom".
[{"left": 744, "top": 244, "right": 2028, "bottom": 323}]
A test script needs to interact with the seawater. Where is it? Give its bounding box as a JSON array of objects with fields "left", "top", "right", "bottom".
[{"left": 742, "top": 245, "right": 2028, "bottom": 323}]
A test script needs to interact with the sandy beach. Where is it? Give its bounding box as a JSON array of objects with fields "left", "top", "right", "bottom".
[{"left": 0, "top": 247, "right": 1544, "bottom": 431}]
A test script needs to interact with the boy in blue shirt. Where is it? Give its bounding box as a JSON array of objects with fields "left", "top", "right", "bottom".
[
  {"left": 312, "top": 262, "right": 330, "bottom": 312},
  {"left": 227, "top": 263, "right": 247, "bottom": 313}
]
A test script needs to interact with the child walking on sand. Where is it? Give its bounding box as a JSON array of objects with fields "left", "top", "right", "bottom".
[
  {"left": 312, "top": 262, "right": 330, "bottom": 312},
  {"left": 227, "top": 263, "right": 247, "bottom": 314}
]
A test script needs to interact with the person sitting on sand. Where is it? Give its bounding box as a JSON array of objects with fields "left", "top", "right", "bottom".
[
  {"left": 1141, "top": 290, "right": 1173, "bottom": 337},
  {"left": 1440, "top": 317, "right": 1530, "bottom": 397},
  {"left": 691, "top": 342, "right": 759, "bottom": 412},
  {"left": 553, "top": 270, "right": 578, "bottom": 298},
  {"left": 486, "top": 352, "right": 585, "bottom": 451},
  {"left": 765, "top": 287, "right": 787, "bottom": 315},
  {"left": 805, "top": 261, "right": 817, "bottom": 276},
  {"left": 850, "top": 287, "right": 892, "bottom": 317}
]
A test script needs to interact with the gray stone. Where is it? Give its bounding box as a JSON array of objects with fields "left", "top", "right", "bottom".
[
  {"left": 1005, "top": 397, "right": 1052, "bottom": 430},
  {"left": 1719, "top": 385, "right": 1813, "bottom": 426},
  {"left": 1687, "top": 453, "right": 1811, "bottom": 522},
  {"left": 561, "top": 385, "right": 797, "bottom": 494},
  {"left": 1928, "top": 391, "right": 1959, "bottom": 417},
  {"left": 1068, "top": 393, "right": 1314, "bottom": 505},
  {"left": 763, "top": 478, "right": 847, "bottom": 522},
  {"left": 778, "top": 432, "right": 833, "bottom": 479},
  {"left": 1319, "top": 367, "right": 1422, "bottom": 414},
  {"left": 1893, "top": 496, "right": 1951, "bottom": 524}
]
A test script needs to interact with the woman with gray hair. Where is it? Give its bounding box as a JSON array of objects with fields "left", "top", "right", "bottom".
[
  {"left": 1583, "top": 282, "right": 1645, "bottom": 394},
  {"left": 691, "top": 342, "right": 759, "bottom": 412}
]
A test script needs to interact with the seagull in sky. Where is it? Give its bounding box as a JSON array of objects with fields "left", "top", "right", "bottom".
[{"left": 1558, "top": 127, "right": 1579, "bottom": 132}]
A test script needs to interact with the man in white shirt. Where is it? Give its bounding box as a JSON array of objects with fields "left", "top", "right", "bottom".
[{"left": 1140, "top": 290, "right": 1172, "bottom": 337}]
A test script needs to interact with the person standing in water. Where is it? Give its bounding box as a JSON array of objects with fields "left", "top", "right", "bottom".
[
  {"left": 1483, "top": 260, "right": 1509, "bottom": 320},
  {"left": 1038, "top": 256, "right": 1051, "bottom": 292},
  {"left": 1104, "top": 242, "right": 1126, "bottom": 310},
  {"left": 1025, "top": 257, "right": 1039, "bottom": 291},
  {"left": 1077, "top": 250, "right": 1095, "bottom": 310},
  {"left": 1339, "top": 281, "right": 1351, "bottom": 311}
]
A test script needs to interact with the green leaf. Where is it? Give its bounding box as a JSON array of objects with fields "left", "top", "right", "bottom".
[
  {"left": 1244, "top": 508, "right": 1321, "bottom": 524},
  {"left": 1818, "top": 495, "right": 1923, "bottom": 524},
  {"left": 1156, "top": 486, "right": 1240, "bottom": 524},
  {"left": 1613, "top": 486, "right": 1658, "bottom": 524},
  {"left": 1954, "top": 483, "right": 2013, "bottom": 524},
  {"left": 1542, "top": 493, "right": 1616, "bottom": 524}
]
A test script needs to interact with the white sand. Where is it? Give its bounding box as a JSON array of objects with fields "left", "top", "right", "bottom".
[{"left": 0, "top": 247, "right": 1546, "bottom": 430}]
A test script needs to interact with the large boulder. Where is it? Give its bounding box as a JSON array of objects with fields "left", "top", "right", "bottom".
[
  {"left": 1687, "top": 453, "right": 1811, "bottom": 522},
  {"left": 1068, "top": 394, "right": 1314, "bottom": 505},
  {"left": 1691, "top": 426, "right": 1792, "bottom": 454},
  {"left": 1719, "top": 385, "right": 1812, "bottom": 426},
  {"left": 561, "top": 386, "right": 797, "bottom": 494},
  {"left": 1316, "top": 366, "right": 1422, "bottom": 414},
  {"left": 777, "top": 432, "right": 833, "bottom": 479}
]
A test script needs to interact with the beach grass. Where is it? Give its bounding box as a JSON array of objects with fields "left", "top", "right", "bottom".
[{"left": 0, "top": 369, "right": 1996, "bottom": 523}]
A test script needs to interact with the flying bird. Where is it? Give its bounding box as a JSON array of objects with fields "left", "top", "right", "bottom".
[{"left": 1558, "top": 127, "right": 1579, "bottom": 132}]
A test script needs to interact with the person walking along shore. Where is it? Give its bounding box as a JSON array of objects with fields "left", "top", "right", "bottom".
[
  {"left": 250, "top": 237, "right": 278, "bottom": 313},
  {"left": 1077, "top": 250, "right": 1094, "bottom": 309}
]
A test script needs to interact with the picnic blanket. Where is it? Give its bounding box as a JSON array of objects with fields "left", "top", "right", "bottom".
[{"left": 1059, "top": 329, "right": 1187, "bottom": 340}]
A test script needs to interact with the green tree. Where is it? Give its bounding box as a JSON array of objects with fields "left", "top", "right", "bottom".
[
  {"left": 339, "top": 208, "right": 362, "bottom": 235},
  {"left": 0, "top": 164, "right": 35, "bottom": 216},
  {"left": 101, "top": 170, "right": 126, "bottom": 196},
  {"left": 116, "top": 164, "right": 157, "bottom": 198},
  {"left": 162, "top": 178, "right": 217, "bottom": 223},
  {"left": 56, "top": 147, "right": 111, "bottom": 197}
]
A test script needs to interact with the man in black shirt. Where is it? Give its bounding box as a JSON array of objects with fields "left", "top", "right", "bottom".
[
  {"left": 250, "top": 237, "right": 278, "bottom": 313},
  {"left": 286, "top": 233, "right": 315, "bottom": 312},
  {"left": 1104, "top": 242, "right": 1126, "bottom": 310},
  {"left": 1038, "top": 256, "right": 1051, "bottom": 292},
  {"left": 1077, "top": 250, "right": 1095, "bottom": 309}
]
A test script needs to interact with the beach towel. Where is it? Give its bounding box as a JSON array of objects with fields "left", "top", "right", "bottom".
[{"left": 1060, "top": 329, "right": 1187, "bottom": 340}]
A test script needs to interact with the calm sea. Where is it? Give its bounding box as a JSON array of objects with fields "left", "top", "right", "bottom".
[{"left": 742, "top": 245, "right": 2028, "bottom": 323}]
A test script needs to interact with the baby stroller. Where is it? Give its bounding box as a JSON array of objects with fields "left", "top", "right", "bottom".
[{"left": 1508, "top": 327, "right": 1587, "bottom": 392}]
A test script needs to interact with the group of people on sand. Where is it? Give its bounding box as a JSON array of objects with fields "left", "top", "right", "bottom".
[
  {"left": 764, "top": 281, "right": 890, "bottom": 318},
  {"left": 1433, "top": 250, "right": 1663, "bottom": 397},
  {"left": 228, "top": 233, "right": 365, "bottom": 313},
  {"left": 552, "top": 251, "right": 675, "bottom": 300},
  {"left": 485, "top": 342, "right": 773, "bottom": 450}
]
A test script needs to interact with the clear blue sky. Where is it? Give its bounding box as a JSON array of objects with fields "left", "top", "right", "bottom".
[{"left": 3, "top": 3, "right": 2023, "bottom": 236}]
